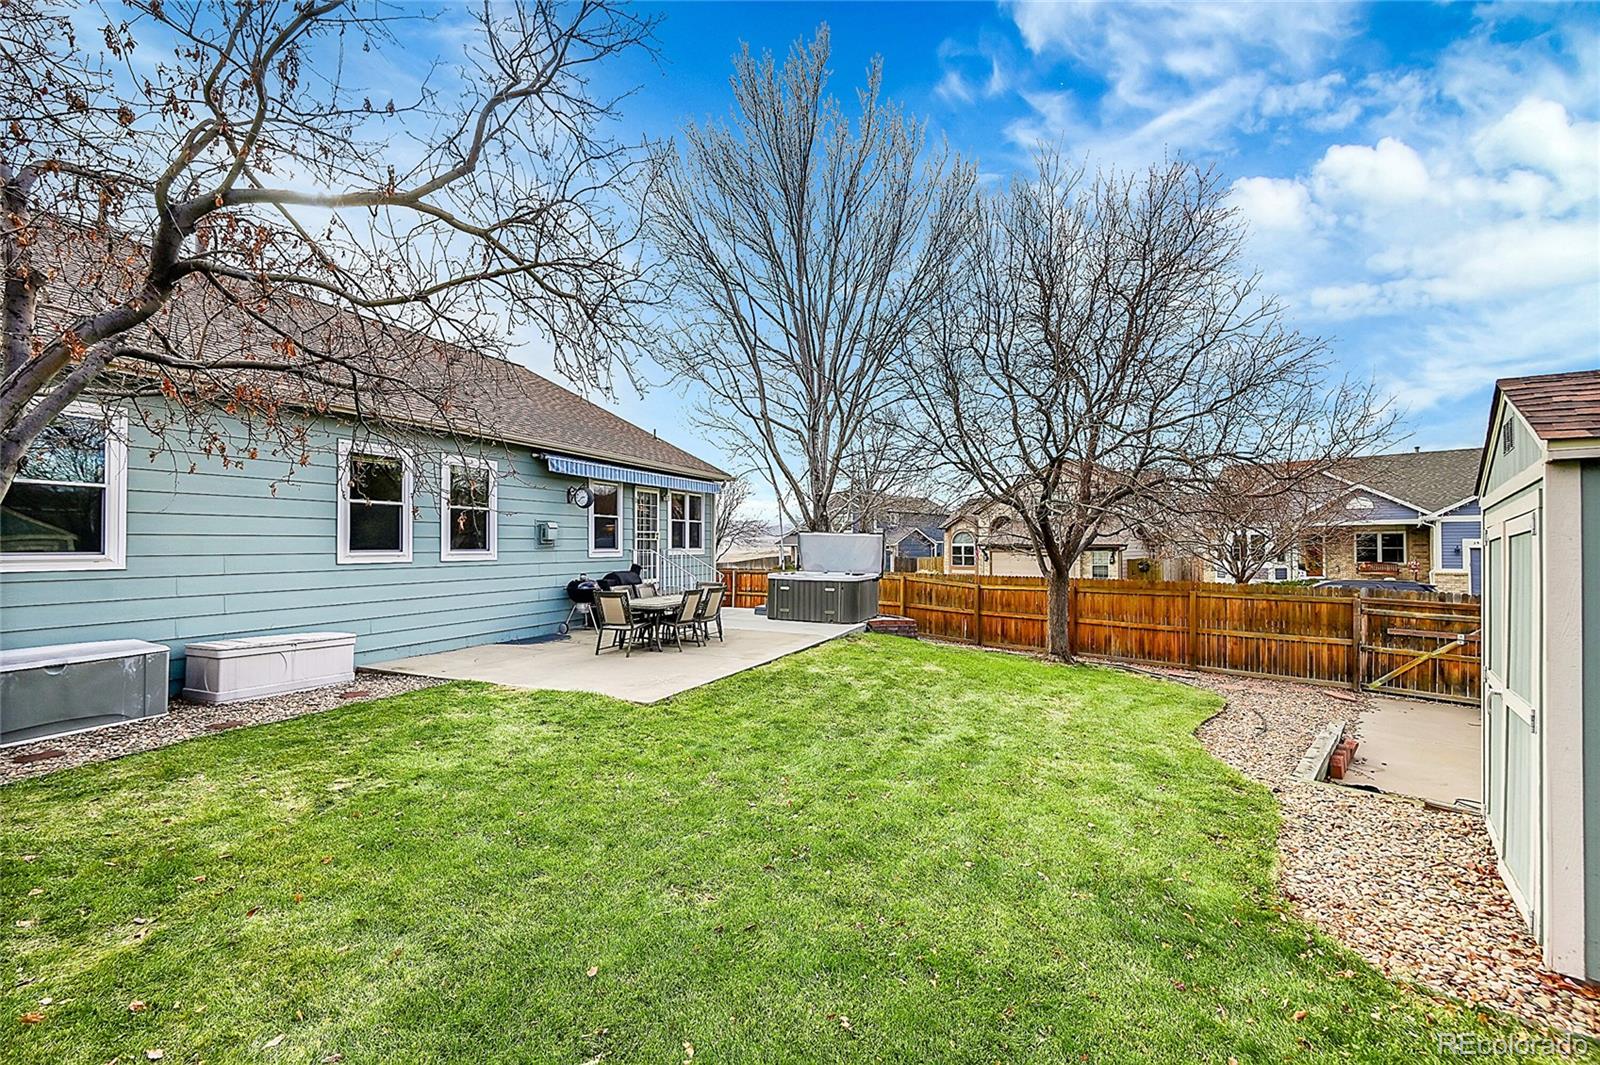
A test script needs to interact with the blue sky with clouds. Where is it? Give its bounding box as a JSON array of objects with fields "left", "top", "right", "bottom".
[{"left": 569, "top": 1, "right": 1598, "bottom": 489}]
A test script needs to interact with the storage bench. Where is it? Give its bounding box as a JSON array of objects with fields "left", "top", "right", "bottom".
[
  {"left": 0, "top": 639, "right": 170, "bottom": 747},
  {"left": 183, "top": 632, "right": 356, "bottom": 704}
]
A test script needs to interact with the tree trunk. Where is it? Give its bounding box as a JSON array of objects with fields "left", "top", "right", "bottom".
[{"left": 1045, "top": 570, "right": 1073, "bottom": 661}]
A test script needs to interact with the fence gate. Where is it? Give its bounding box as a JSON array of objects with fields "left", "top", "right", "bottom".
[{"left": 1358, "top": 595, "right": 1481, "bottom": 703}]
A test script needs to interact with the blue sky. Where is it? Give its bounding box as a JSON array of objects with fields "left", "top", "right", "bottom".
[{"left": 564, "top": 0, "right": 1599, "bottom": 494}]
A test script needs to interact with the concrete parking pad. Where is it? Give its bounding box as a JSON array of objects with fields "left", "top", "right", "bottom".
[
  {"left": 370, "top": 608, "right": 865, "bottom": 703},
  {"left": 1343, "top": 695, "right": 1481, "bottom": 808}
]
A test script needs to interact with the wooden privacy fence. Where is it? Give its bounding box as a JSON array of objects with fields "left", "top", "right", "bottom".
[{"left": 719, "top": 570, "right": 1481, "bottom": 703}]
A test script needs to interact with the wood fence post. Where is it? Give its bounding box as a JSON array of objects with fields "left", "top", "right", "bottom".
[
  {"left": 1187, "top": 588, "right": 1199, "bottom": 668},
  {"left": 974, "top": 578, "right": 985, "bottom": 646},
  {"left": 1351, "top": 591, "right": 1365, "bottom": 691}
]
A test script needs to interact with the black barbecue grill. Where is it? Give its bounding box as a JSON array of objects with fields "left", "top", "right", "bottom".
[{"left": 558, "top": 565, "right": 645, "bottom": 635}]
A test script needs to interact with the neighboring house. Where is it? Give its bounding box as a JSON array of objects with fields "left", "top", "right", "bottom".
[
  {"left": 777, "top": 492, "right": 948, "bottom": 572},
  {"left": 1476, "top": 368, "right": 1600, "bottom": 983},
  {"left": 1309, "top": 448, "right": 1483, "bottom": 594},
  {"left": 940, "top": 497, "right": 1165, "bottom": 580},
  {"left": 0, "top": 346, "right": 728, "bottom": 692}
]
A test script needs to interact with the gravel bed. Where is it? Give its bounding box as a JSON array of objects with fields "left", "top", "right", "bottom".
[
  {"left": 1134, "top": 666, "right": 1600, "bottom": 1039},
  {"left": 1, "top": 672, "right": 444, "bottom": 786}
]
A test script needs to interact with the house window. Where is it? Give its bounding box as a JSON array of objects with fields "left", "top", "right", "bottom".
[
  {"left": 0, "top": 403, "right": 128, "bottom": 572},
  {"left": 1354, "top": 530, "right": 1405, "bottom": 565},
  {"left": 1089, "top": 549, "right": 1113, "bottom": 579},
  {"left": 337, "top": 440, "right": 412, "bottom": 564},
  {"left": 950, "top": 530, "right": 976, "bottom": 568},
  {"left": 589, "top": 481, "right": 620, "bottom": 556},
  {"left": 441, "top": 458, "right": 497, "bottom": 561},
  {"left": 669, "top": 491, "right": 703, "bottom": 552}
]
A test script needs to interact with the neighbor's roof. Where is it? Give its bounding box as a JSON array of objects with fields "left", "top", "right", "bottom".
[
  {"left": 883, "top": 524, "right": 942, "bottom": 548},
  {"left": 1497, "top": 369, "right": 1600, "bottom": 443},
  {"left": 1324, "top": 447, "right": 1483, "bottom": 513}
]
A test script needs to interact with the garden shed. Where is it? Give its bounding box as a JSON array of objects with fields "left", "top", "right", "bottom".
[{"left": 1476, "top": 368, "right": 1600, "bottom": 980}]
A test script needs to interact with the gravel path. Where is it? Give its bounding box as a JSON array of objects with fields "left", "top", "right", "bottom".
[
  {"left": 1133, "top": 666, "right": 1600, "bottom": 1039},
  {"left": 1, "top": 672, "right": 444, "bottom": 786}
]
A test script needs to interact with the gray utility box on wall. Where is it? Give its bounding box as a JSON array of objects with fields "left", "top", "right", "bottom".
[
  {"left": 767, "top": 572, "right": 880, "bottom": 624},
  {"left": 0, "top": 639, "right": 170, "bottom": 747}
]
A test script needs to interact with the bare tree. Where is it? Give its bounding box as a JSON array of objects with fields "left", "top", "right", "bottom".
[
  {"left": 1136, "top": 465, "right": 1356, "bottom": 584},
  {"left": 1, "top": 0, "right": 656, "bottom": 498},
  {"left": 649, "top": 26, "right": 972, "bottom": 532},
  {"left": 910, "top": 153, "right": 1395, "bottom": 658},
  {"left": 713, "top": 476, "right": 773, "bottom": 559}
]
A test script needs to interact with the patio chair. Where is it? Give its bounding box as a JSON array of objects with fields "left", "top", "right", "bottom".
[
  {"left": 593, "top": 590, "right": 656, "bottom": 657},
  {"left": 662, "top": 589, "right": 705, "bottom": 652},
  {"left": 636, "top": 581, "right": 658, "bottom": 599},
  {"left": 695, "top": 584, "right": 726, "bottom": 643}
]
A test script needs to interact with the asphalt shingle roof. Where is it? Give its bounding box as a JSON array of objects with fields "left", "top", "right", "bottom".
[
  {"left": 1327, "top": 447, "right": 1482, "bottom": 513},
  {"left": 1498, "top": 369, "right": 1600, "bottom": 443}
]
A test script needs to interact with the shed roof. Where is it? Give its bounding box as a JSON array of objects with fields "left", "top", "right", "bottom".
[{"left": 1497, "top": 369, "right": 1600, "bottom": 443}]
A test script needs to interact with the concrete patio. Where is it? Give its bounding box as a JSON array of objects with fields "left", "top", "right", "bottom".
[
  {"left": 369, "top": 608, "right": 865, "bottom": 703},
  {"left": 1343, "top": 695, "right": 1481, "bottom": 809}
]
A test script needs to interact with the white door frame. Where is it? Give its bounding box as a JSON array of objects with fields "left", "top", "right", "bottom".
[{"left": 634, "top": 488, "right": 661, "bottom": 582}]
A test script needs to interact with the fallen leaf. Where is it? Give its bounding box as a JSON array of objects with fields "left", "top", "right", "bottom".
[
  {"left": 838, "top": 1015, "right": 854, "bottom": 1032},
  {"left": 1292, "top": 1010, "right": 1308, "bottom": 1021},
  {"left": 322, "top": 1056, "right": 344, "bottom": 1064},
  {"left": 682, "top": 1040, "right": 695, "bottom": 1064},
  {"left": 37, "top": 997, "right": 51, "bottom": 1006},
  {"left": 245, "top": 907, "right": 260, "bottom": 918},
  {"left": 129, "top": 1000, "right": 147, "bottom": 1013},
  {"left": 27, "top": 888, "right": 43, "bottom": 896},
  {"left": 1172, "top": 981, "right": 1186, "bottom": 992},
  {"left": 145, "top": 1051, "right": 164, "bottom": 1062},
  {"left": 192, "top": 875, "right": 206, "bottom": 883},
  {"left": 19, "top": 1012, "right": 44, "bottom": 1024},
  {"left": 21, "top": 855, "right": 36, "bottom": 863},
  {"left": 15, "top": 919, "right": 34, "bottom": 929},
  {"left": 263, "top": 1033, "right": 285, "bottom": 1049},
  {"left": 586, "top": 966, "right": 599, "bottom": 978}
]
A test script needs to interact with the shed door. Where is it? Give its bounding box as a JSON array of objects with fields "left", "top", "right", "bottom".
[{"left": 1482, "top": 509, "right": 1541, "bottom": 929}]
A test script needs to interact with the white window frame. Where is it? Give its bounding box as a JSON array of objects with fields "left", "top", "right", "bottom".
[
  {"left": 1353, "top": 530, "right": 1405, "bottom": 565},
  {"left": 668, "top": 490, "right": 705, "bottom": 554},
  {"left": 588, "top": 479, "right": 622, "bottom": 558},
  {"left": 439, "top": 456, "right": 498, "bottom": 562},
  {"left": 336, "top": 439, "right": 413, "bottom": 565},
  {"left": 0, "top": 401, "right": 128, "bottom": 573},
  {"left": 950, "top": 530, "right": 976, "bottom": 569}
]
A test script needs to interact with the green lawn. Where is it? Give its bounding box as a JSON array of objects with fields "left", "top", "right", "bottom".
[{"left": 0, "top": 635, "right": 1565, "bottom": 1063}]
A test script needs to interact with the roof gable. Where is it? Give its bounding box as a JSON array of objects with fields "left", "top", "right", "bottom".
[{"left": 1323, "top": 447, "right": 1482, "bottom": 513}]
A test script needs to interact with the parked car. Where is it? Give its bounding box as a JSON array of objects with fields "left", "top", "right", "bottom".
[{"left": 1312, "top": 578, "right": 1438, "bottom": 593}]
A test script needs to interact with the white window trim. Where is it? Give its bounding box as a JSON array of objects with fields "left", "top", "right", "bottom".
[
  {"left": 336, "top": 438, "right": 413, "bottom": 565},
  {"left": 588, "top": 479, "right": 623, "bottom": 558},
  {"left": 439, "top": 456, "right": 498, "bottom": 562},
  {"left": 668, "top": 490, "right": 706, "bottom": 555},
  {"left": 1353, "top": 529, "right": 1406, "bottom": 565},
  {"left": 949, "top": 530, "right": 977, "bottom": 569},
  {"left": 0, "top": 401, "right": 128, "bottom": 573}
]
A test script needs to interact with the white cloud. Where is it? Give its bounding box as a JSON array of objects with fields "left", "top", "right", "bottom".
[
  {"left": 1312, "top": 137, "right": 1432, "bottom": 206},
  {"left": 1229, "top": 176, "right": 1316, "bottom": 233}
]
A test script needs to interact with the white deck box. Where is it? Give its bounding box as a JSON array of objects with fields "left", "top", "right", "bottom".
[
  {"left": 183, "top": 632, "right": 357, "bottom": 704},
  {"left": 1, "top": 639, "right": 169, "bottom": 747}
]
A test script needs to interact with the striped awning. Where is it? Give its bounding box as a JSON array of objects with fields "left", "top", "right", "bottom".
[{"left": 544, "top": 454, "right": 723, "bottom": 494}]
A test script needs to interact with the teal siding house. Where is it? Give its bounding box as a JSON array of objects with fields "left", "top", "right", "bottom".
[
  {"left": 1477, "top": 368, "right": 1600, "bottom": 983},
  {"left": 0, "top": 361, "right": 728, "bottom": 690}
]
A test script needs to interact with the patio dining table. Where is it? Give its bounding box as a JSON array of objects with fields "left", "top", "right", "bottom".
[{"left": 628, "top": 593, "right": 688, "bottom": 650}]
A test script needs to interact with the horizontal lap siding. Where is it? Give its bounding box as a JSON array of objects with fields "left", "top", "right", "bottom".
[{"left": 0, "top": 410, "right": 717, "bottom": 688}]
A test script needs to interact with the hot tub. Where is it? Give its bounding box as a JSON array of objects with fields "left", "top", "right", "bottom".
[{"left": 766, "top": 571, "right": 880, "bottom": 624}]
